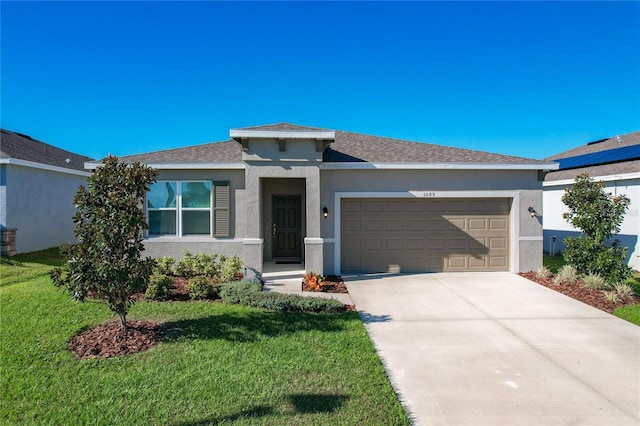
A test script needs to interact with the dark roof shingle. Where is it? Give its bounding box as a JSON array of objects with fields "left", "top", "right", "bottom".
[
  {"left": 544, "top": 130, "right": 640, "bottom": 181},
  {"left": 119, "top": 123, "right": 550, "bottom": 166},
  {"left": 545, "top": 131, "right": 640, "bottom": 160},
  {"left": 0, "top": 129, "right": 93, "bottom": 172},
  {"left": 119, "top": 140, "right": 241, "bottom": 163}
]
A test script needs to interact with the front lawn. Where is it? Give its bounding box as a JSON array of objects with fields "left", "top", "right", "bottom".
[{"left": 0, "top": 249, "right": 409, "bottom": 425}]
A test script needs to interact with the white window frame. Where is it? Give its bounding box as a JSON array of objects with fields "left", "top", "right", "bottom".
[{"left": 147, "top": 180, "right": 213, "bottom": 237}]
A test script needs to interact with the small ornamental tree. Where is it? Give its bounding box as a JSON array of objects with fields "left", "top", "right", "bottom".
[
  {"left": 561, "top": 173, "right": 631, "bottom": 283},
  {"left": 50, "top": 155, "right": 158, "bottom": 330}
]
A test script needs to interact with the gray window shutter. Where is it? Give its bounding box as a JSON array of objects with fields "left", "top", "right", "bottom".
[{"left": 213, "top": 182, "right": 230, "bottom": 237}]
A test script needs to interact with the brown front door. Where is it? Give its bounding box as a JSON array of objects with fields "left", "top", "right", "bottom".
[{"left": 272, "top": 195, "right": 302, "bottom": 260}]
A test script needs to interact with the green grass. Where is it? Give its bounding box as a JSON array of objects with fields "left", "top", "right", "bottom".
[
  {"left": 1, "top": 249, "right": 409, "bottom": 425},
  {"left": 543, "top": 254, "right": 566, "bottom": 274}
]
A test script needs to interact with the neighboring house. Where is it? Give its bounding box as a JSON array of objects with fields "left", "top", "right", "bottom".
[
  {"left": 87, "top": 123, "right": 557, "bottom": 278},
  {"left": 0, "top": 129, "right": 92, "bottom": 254},
  {"left": 543, "top": 131, "right": 640, "bottom": 271}
]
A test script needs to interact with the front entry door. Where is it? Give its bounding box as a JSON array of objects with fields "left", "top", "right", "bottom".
[{"left": 272, "top": 195, "right": 302, "bottom": 260}]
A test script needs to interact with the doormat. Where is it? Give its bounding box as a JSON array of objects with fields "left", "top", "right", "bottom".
[{"left": 275, "top": 261, "right": 301, "bottom": 265}]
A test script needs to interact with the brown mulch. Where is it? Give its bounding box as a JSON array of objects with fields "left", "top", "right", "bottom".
[
  {"left": 519, "top": 272, "right": 640, "bottom": 314},
  {"left": 68, "top": 320, "right": 164, "bottom": 359},
  {"left": 301, "top": 275, "right": 348, "bottom": 293}
]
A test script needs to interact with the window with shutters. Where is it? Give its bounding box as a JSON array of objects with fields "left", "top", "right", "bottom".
[{"left": 147, "top": 181, "right": 230, "bottom": 237}]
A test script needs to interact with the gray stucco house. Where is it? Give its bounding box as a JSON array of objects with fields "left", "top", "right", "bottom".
[
  {"left": 543, "top": 131, "right": 639, "bottom": 270},
  {"left": 0, "top": 129, "right": 92, "bottom": 254},
  {"left": 88, "top": 123, "right": 558, "bottom": 278}
]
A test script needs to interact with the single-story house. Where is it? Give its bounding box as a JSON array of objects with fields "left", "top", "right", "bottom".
[
  {"left": 0, "top": 129, "right": 93, "bottom": 254},
  {"left": 87, "top": 123, "right": 558, "bottom": 278},
  {"left": 543, "top": 131, "right": 639, "bottom": 271}
]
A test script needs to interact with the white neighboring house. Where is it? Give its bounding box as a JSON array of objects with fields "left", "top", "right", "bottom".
[
  {"left": 0, "top": 129, "right": 93, "bottom": 254},
  {"left": 543, "top": 131, "right": 640, "bottom": 271}
]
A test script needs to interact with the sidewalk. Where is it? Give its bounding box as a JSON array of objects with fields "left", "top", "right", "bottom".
[{"left": 261, "top": 262, "right": 354, "bottom": 305}]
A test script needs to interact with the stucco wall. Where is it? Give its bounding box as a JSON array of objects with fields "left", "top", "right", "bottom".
[
  {"left": 4, "top": 164, "right": 87, "bottom": 253},
  {"left": 543, "top": 176, "right": 640, "bottom": 270}
]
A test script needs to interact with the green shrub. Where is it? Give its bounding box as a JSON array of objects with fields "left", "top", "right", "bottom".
[
  {"left": 154, "top": 257, "right": 175, "bottom": 275},
  {"left": 186, "top": 276, "right": 213, "bottom": 300},
  {"left": 219, "top": 255, "right": 243, "bottom": 283},
  {"left": 174, "top": 251, "right": 218, "bottom": 278},
  {"left": 219, "top": 281, "right": 346, "bottom": 313},
  {"left": 145, "top": 273, "right": 174, "bottom": 300},
  {"left": 582, "top": 273, "right": 607, "bottom": 290},
  {"left": 174, "top": 251, "right": 197, "bottom": 277},
  {"left": 553, "top": 265, "right": 579, "bottom": 285}
]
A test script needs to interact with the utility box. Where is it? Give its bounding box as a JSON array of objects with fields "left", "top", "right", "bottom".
[{"left": 0, "top": 228, "right": 17, "bottom": 257}]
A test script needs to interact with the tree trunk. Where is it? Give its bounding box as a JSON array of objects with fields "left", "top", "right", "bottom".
[{"left": 118, "top": 312, "right": 128, "bottom": 331}]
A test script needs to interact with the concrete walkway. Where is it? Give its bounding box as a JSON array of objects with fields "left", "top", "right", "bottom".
[{"left": 345, "top": 272, "right": 640, "bottom": 426}]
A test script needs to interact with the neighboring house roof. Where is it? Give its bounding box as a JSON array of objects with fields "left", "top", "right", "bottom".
[
  {"left": 119, "top": 122, "right": 552, "bottom": 167},
  {"left": 545, "top": 131, "right": 640, "bottom": 182},
  {"left": 0, "top": 129, "right": 93, "bottom": 172}
]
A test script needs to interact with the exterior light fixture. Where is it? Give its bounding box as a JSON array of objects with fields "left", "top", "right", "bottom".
[
  {"left": 323, "top": 207, "right": 329, "bottom": 219},
  {"left": 528, "top": 207, "right": 537, "bottom": 217}
]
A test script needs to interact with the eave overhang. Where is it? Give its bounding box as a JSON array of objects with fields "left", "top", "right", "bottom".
[
  {"left": 0, "top": 158, "right": 91, "bottom": 177},
  {"left": 319, "top": 162, "right": 560, "bottom": 171},
  {"left": 84, "top": 161, "right": 246, "bottom": 170}
]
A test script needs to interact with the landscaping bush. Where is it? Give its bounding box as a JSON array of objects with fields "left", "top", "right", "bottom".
[
  {"left": 553, "top": 265, "right": 579, "bottom": 285},
  {"left": 535, "top": 266, "right": 552, "bottom": 280},
  {"left": 186, "top": 276, "right": 214, "bottom": 300},
  {"left": 582, "top": 273, "right": 607, "bottom": 290},
  {"left": 154, "top": 257, "right": 175, "bottom": 275},
  {"left": 219, "top": 281, "right": 346, "bottom": 313},
  {"left": 219, "top": 255, "right": 243, "bottom": 283},
  {"left": 173, "top": 251, "right": 239, "bottom": 280},
  {"left": 561, "top": 173, "right": 632, "bottom": 284},
  {"left": 564, "top": 237, "right": 631, "bottom": 285},
  {"left": 614, "top": 282, "right": 635, "bottom": 298},
  {"left": 145, "top": 273, "right": 174, "bottom": 300}
]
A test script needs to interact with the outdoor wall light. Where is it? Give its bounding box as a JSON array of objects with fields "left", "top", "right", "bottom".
[
  {"left": 323, "top": 207, "right": 329, "bottom": 219},
  {"left": 528, "top": 207, "right": 538, "bottom": 217}
]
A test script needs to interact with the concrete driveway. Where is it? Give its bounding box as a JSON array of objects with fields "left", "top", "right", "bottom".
[{"left": 346, "top": 273, "right": 640, "bottom": 426}]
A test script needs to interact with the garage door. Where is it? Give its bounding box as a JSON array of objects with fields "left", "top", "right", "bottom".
[{"left": 341, "top": 198, "right": 510, "bottom": 273}]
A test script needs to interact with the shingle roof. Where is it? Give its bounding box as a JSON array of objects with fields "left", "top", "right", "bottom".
[
  {"left": 544, "top": 130, "right": 640, "bottom": 182},
  {"left": 325, "top": 130, "right": 541, "bottom": 163},
  {"left": 119, "top": 140, "right": 241, "bottom": 163},
  {"left": 0, "top": 129, "right": 93, "bottom": 172},
  {"left": 119, "top": 123, "right": 550, "bottom": 165},
  {"left": 545, "top": 131, "right": 640, "bottom": 160},
  {"left": 545, "top": 159, "right": 640, "bottom": 182}
]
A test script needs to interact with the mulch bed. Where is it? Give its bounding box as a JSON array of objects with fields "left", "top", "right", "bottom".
[
  {"left": 69, "top": 320, "right": 164, "bottom": 359},
  {"left": 301, "top": 275, "right": 348, "bottom": 293},
  {"left": 519, "top": 271, "right": 640, "bottom": 314}
]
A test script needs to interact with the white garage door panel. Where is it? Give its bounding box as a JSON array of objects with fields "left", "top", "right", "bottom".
[{"left": 341, "top": 198, "right": 511, "bottom": 273}]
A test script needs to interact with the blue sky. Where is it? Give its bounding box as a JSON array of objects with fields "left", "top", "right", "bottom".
[{"left": 2, "top": 1, "right": 639, "bottom": 160}]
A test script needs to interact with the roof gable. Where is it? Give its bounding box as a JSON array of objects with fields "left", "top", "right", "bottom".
[{"left": 0, "top": 129, "right": 93, "bottom": 171}]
